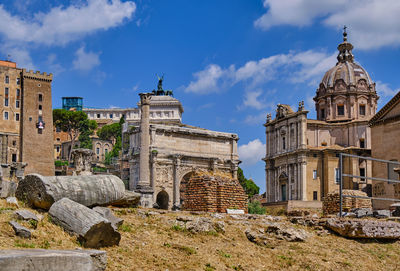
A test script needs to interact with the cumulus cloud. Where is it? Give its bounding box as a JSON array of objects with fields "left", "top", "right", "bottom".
[
  {"left": 242, "top": 90, "right": 265, "bottom": 110},
  {"left": 185, "top": 50, "right": 335, "bottom": 94},
  {"left": 238, "top": 139, "right": 266, "bottom": 165},
  {"left": 73, "top": 46, "right": 101, "bottom": 71},
  {"left": 376, "top": 81, "right": 400, "bottom": 97},
  {"left": 0, "top": 0, "right": 136, "bottom": 46},
  {"left": 244, "top": 112, "right": 268, "bottom": 125},
  {"left": 254, "top": 0, "right": 400, "bottom": 50}
]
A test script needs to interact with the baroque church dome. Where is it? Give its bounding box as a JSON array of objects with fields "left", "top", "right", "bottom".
[{"left": 314, "top": 28, "right": 379, "bottom": 122}]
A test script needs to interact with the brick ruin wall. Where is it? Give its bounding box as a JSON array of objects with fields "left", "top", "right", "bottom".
[
  {"left": 323, "top": 189, "right": 372, "bottom": 215},
  {"left": 181, "top": 175, "right": 248, "bottom": 213}
]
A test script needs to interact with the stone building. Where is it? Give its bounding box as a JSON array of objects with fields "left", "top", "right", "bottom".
[
  {"left": 0, "top": 60, "right": 54, "bottom": 176},
  {"left": 264, "top": 30, "right": 379, "bottom": 207},
  {"left": 61, "top": 138, "right": 112, "bottom": 163},
  {"left": 123, "top": 80, "right": 241, "bottom": 210},
  {"left": 369, "top": 91, "right": 400, "bottom": 209}
]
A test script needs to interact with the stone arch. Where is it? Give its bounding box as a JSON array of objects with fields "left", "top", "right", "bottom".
[
  {"left": 279, "top": 172, "right": 288, "bottom": 201},
  {"left": 156, "top": 190, "right": 169, "bottom": 210},
  {"left": 179, "top": 171, "right": 196, "bottom": 206}
]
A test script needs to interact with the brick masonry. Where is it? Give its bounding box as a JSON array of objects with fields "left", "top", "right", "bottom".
[
  {"left": 323, "top": 189, "right": 372, "bottom": 215},
  {"left": 181, "top": 174, "right": 248, "bottom": 213}
]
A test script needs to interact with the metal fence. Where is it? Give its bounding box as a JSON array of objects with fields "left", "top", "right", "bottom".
[{"left": 339, "top": 153, "right": 400, "bottom": 217}]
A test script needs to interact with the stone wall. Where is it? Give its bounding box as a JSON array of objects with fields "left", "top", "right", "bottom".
[
  {"left": 181, "top": 174, "right": 247, "bottom": 213},
  {"left": 323, "top": 190, "right": 372, "bottom": 215}
]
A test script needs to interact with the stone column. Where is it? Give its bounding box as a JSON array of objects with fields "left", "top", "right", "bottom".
[
  {"left": 300, "top": 160, "right": 307, "bottom": 201},
  {"left": 173, "top": 155, "right": 181, "bottom": 209},
  {"left": 137, "top": 93, "right": 154, "bottom": 207}
]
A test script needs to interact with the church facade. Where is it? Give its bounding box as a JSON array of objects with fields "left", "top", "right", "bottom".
[{"left": 264, "top": 31, "right": 379, "bottom": 205}]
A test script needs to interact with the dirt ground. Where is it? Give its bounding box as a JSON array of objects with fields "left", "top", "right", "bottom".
[{"left": 1, "top": 199, "right": 400, "bottom": 271}]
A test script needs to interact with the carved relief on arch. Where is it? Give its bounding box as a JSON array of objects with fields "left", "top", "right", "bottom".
[
  {"left": 334, "top": 79, "right": 347, "bottom": 91},
  {"left": 357, "top": 79, "right": 368, "bottom": 91}
]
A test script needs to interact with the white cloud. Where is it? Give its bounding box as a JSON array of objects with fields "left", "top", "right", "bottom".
[
  {"left": 242, "top": 90, "right": 265, "bottom": 110},
  {"left": 376, "top": 81, "right": 399, "bottom": 97},
  {"left": 238, "top": 139, "right": 266, "bottom": 166},
  {"left": 2, "top": 46, "right": 35, "bottom": 70},
  {"left": 73, "top": 46, "right": 101, "bottom": 71},
  {"left": 185, "top": 50, "right": 335, "bottom": 94},
  {"left": 0, "top": 0, "right": 136, "bottom": 46},
  {"left": 185, "top": 64, "right": 230, "bottom": 94},
  {"left": 255, "top": 0, "right": 400, "bottom": 50}
]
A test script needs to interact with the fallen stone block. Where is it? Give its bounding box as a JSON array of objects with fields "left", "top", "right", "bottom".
[
  {"left": 325, "top": 218, "right": 400, "bottom": 239},
  {"left": 14, "top": 210, "right": 39, "bottom": 222},
  {"left": 49, "top": 198, "right": 121, "bottom": 248},
  {"left": 93, "top": 207, "right": 123, "bottom": 230},
  {"left": 265, "top": 223, "right": 310, "bottom": 242},
  {"left": 373, "top": 210, "right": 391, "bottom": 219},
  {"left": 9, "top": 221, "right": 31, "bottom": 239},
  {"left": 6, "top": 197, "right": 18, "bottom": 208},
  {"left": 0, "top": 249, "right": 107, "bottom": 271},
  {"left": 16, "top": 174, "right": 140, "bottom": 210},
  {"left": 351, "top": 208, "right": 373, "bottom": 218},
  {"left": 0, "top": 180, "right": 17, "bottom": 198}
]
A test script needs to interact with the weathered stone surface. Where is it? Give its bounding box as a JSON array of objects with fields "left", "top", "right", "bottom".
[
  {"left": 6, "top": 197, "right": 18, "bottom": 208},
  {"left": 325, "top": 218, "right": 400, "bottom": 239},
  {"left": 351, "top": 208, "right": 373, "bottom": 218},
  {"left": 245, "top": 229, "right": 271, "bottom": 246},
  {"left": 9, "top": 221, "right": 31, "bottom": 239},
  {"left": 265, "top": 223, "right": 310, "bottom": 242},
  {"left": 175, "top": 216, "right": 225, "bottom": 233},
  {"left": 16, "top": 174, "right": 137, "bottom": 210},
  {"left": 373, "top": 210, "right": 391, "bottom": 219},
  {"left": 49, "top": 198, "right": 121, "bottom": 248},
  {"left": 14, "top": 210, "right": 39, "bottom": 222},
  {"left": 0, "top": 249, "right": 107, "bottom": 271},
  {"left": 71, "top": 148, "right": 94, "bottom": 176},
  {"left": 93, "top": 207, "right": 123, "bottom": 230},
  {"left": 0, "top": 180, "right": 18, "bottom": 198},
  {"left": 323, "top": 190, "right": 372, "bottom": 215}
]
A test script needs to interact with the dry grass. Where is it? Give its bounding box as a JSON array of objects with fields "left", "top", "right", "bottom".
[{"left": 1, "top": 199, "right": 400, "bottom": 270}]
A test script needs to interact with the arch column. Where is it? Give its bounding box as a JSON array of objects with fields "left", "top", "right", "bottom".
[{"left": 173, "top": 155, "right": 182, "bottom": 209}]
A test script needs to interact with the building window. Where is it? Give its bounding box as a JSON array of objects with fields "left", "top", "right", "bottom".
[
  {"left": 313, "top": 170, "right": 317, "bottom": 179},
  {"left": 360, "top": 168, "right": 366, "bottom": 181},
  {"left": 359, "top": 104, "right": 366, "bottom": 115},
  {"left": 5, "top": 87, "right": 9, "bottom": 96},
  {"left": 16, "top": 100, "right": 20, "bottom": 108},
  {"left": 56, "top": 126, "right": 61, "bottom": 132},
  {"left": 335, "top": 168, "right": 340, "bottom": 184},
  {"left": 56, "top": 146, "right": 60, "bottom": 152},
  {"left": 97, "top": 114, "right": 100, "bottom": 118},
  {"left": 12, "top": 141, "right": 16, "bottom": 146},
  {"left": 96, "top": 148, "right": 100, "bottom": 154},
  {"left": 12, "top": 153, "right": 17, "bottom": 162},
  {"left": 105, "top": 149, "right": 108, "bottom": 154},
  {"left": 56, "top": 138, "right": 60, "bottom": 141},
  {"left": 4, "top": 98, "right": 8, "bottom": 106},
  {"left": 282, "top": 136, "right": 286, "bottom": 150},
  {"left": 109, "top": 114, "right": 113, "bottom": 119},
  {"left": 16, "top": 78, "right": 20, "bottom": 85},
  {"left": 320, "top": 108, "right": 325, "bottom": 119},
  {"left": 39, "top": 105, "right": 42, "bottom": 110},
  {"left": 16, "top": 89, "right": 20, "bottom": 97},
  {"left": 38, "top": 94, "right": 43, "bottom": 102},
  {"left": 337, "top": 105, "right": 344, "bottom": 116},
  {"left": 4, "top": 112, "right": 8, "bottom": 120},
  {"left": 5, "top": 75, "right": 9, "bottom": 84},
  {"left": 313, "top": 191, "right": 318, "bottom": 201},
  {"left": 15, "top": 113, "right": 19, "bottom": 121},
  {"left": 360, "top": 138, "right": 365, "bottom": 148}
]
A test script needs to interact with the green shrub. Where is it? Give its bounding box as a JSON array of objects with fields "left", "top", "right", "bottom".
[
  {"left": 54, "top": 160, "right": 68, "bottom": 167},
  {"left": 248, "top": 201, "right": 266, "bottom": 215}
]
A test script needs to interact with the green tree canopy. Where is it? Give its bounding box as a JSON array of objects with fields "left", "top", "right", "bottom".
[
  {"left": 237, "top": 167, "right": 260, "bottom": 198},
  {"left": 97, "top": 117, "right": 124, "bottom": 164},
  {"left": 53, "top": 109, "right": 97, "bottom": 162}
]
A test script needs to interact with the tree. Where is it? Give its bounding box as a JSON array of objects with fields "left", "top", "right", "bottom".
[
  {"left": 78, "top": 119, "right": 98, "bottom": 150},
  {"left": 237, "top": 167, "right": 260, "bottom": 198},
  {"left": 53, "top": 109, "right": 97, "bottom": 163},
  {"left": 97, "top": 117, "right": 124, "bottom": 164}
]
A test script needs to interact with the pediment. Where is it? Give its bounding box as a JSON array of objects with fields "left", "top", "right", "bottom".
[{"left": 369, "top": 91, "right": 400, "bottom": 125}]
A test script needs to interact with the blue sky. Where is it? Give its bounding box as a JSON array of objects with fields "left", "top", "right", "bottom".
[{"left": 1, "top": 0, "right": 400, "bottom": 192}]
